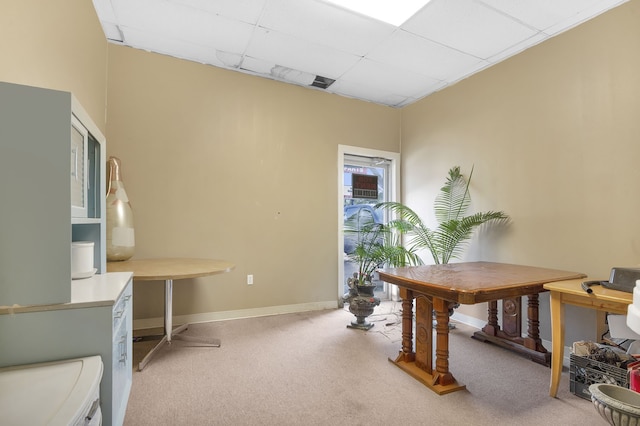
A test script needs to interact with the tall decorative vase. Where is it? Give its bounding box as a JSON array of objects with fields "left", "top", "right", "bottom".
[
  {"left": 106, "top": 156, "right": 135, "bottom": 261},
  {"left": 342, "top": 273, "right": 381, "bottom": 330}
]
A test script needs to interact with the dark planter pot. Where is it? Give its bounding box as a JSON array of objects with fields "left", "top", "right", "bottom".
[{"left": 343, "top": 284, "right": 380, "bottom": 330}]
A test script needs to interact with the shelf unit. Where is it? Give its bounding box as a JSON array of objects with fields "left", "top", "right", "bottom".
[
  {"left": 0, "top": 81, "right": 106, "bottom": 307},
  {"left": 0, "top": 82, "right": 131, "bottom": 425}
]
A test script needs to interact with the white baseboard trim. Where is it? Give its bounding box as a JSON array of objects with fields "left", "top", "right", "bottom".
[
  {"left": 450, "top": 311, "right": 486, "bottom": 330},
  {"left": 451, "top": 311, "right": 572, "bottom": 367},
  {"left": 133, "top": 300, "right": 339, "bottom": 331}
]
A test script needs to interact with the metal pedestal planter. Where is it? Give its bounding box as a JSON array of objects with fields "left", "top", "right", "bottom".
[{"left": 343, "top": 284, "right": 380, "bottom": 330}]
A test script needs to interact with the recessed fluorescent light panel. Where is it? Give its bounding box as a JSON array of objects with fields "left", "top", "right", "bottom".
[{"left": 324, "top": 0, "right": 430, "bottom": 26}]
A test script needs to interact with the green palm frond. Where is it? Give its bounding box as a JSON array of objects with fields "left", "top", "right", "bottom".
[
  {"left": 378, "top": 166, "right": 509, "bottom": 265},
  {"left": 434, "top": 165, "right": 472, "bottom": 224},
  {"left": 345, "top": 203, "right": 424, "bottom": 285},
  {"left": 378, "top": 201, "right": 426, "bottom": 228}
]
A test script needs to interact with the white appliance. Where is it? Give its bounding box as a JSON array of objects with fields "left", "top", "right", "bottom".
[
  {"left": 0, "top": 355, "right": 103, "bottom": 425},
  {"left": 627, "top": 280, "right": 640, "bottom": 335}
]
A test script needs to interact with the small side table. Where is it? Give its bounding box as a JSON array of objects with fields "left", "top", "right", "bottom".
[
  {"left": 544, "top": 279, "right": 632, "bottom": 397},
  {"left": 107, "top": 258, "right": 234, "bottom": 370}
]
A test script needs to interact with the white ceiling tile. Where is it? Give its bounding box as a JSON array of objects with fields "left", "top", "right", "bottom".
[
  {"left": 92, "top": 0, "right": 118, "bottom": 23},
  {"left": 93, "top": 0, "right": 629, "bottom": 107},
  {"left": 100, "top": 22, "right": 123, "bottom": 42},
  {"left": 245, "top": 27, "right": 362, "bottom": 78},
  {"left": 405, "top": 81, "right": 449, "bottom": 102},
  {"left": 270, "top": 65, "right": 316, "bottom": 85},
  {"left": 487, "top": 32, "right": 548, "bottom": 64},
  {"left": 240, "top": 56, "right": 276, "bottom": 75},
  {"left": 403, "top": 0, "right": 539, "bottom": 59},
  {"left": 328, "top": 79, "right": 411, "bottom": 107},
  {"left": 121, "top": 27, "right": 224, "bottom": 67},
  {"left": 259, "top": 0, "right": 395, "bottom": 56},
  {"left": 112, "top": 0, "right": 255, "bottom": 53},
  {"left": 215, "top": 51, "right": 243, "bottom": 68},
  {"left": 340, "top": 59, "right": 442, "bottom": 98},
  {"left": 478, "top": 0, "right": 616, "bottom": 31},
  {"left": 171, "top": 0, "right": 267, "bottom": 24},
  {"left": 542, "top": 0, "right": 629, "bottom": 36},
  {"left": 366, "top": 30, "right": 485, "bottom": 80},
  {"left": 240, "top": 58, "right": 319, "bottom": 87},
  {"left": 111, "top": 0, "right": 167, "bottom": 28},
  {"left": 443, "top": 60, "right": 491, "bottom": 86}
]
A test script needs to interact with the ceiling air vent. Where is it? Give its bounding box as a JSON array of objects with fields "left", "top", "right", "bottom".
[{"left": 311, "top": 75, "right": 335, "bottom": 89}]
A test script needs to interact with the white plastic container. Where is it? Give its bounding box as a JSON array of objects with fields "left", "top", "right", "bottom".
[
  {"left": 0, "top": 355, "right": 103, "bottom": 425},
  {"left": 71, "top": 241, "right": 95, "bottom": 279},
  {"left": 627, "top": 280, "right": 640, "bottom": 334}
]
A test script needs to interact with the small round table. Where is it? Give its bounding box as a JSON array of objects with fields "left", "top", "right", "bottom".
[{"left": 107, "top": 258, "right": 235, "bottom": 370}]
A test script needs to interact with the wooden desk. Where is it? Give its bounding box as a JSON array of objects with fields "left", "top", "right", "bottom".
[
  {"left": 543, "top": 279, "right": 632, "bottom": 397},
  {"left": 378, "top": 262, "right": 585, "bottom": 395},
  {"left": 107, "top": 258, "right": 234, "bottom": 370}
]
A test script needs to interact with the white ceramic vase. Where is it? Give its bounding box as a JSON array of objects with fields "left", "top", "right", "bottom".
[{"left": 106, "top": 156, "right": 135, "bottom": 261}]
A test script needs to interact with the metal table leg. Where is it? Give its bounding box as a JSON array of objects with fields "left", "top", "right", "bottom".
[{"left": 138, "top": 279, "right": 221, "bottom": 371}]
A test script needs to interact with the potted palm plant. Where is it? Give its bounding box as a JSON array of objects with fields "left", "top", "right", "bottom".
[
  {"left": 343, "top": 207, "right": 420, "bottom": 330},
  {"left": 378, "top": 166, "right": 510, "bottom": 325},
  {"left": 379, "top": 165, "right": 509, "bottom": 265}
]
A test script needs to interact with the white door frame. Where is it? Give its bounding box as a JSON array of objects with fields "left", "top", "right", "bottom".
[{"left": 337, "top": 145, "right": 401, "bottom": 304}]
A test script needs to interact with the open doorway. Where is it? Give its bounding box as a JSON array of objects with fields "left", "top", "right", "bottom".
[{"left": 338, "top": 145, "right": 400, "bottom": 304}]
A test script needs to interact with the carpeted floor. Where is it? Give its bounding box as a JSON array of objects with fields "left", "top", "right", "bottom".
[{"left": 124, "top": 302, "right": 603, "bottom": 426}]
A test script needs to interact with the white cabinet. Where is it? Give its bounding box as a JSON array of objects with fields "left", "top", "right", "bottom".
[
  {"left": 0, "top": 82, "right": 130, "bottom": 425},
  {"left": 110, "top": 278, "right": 133, "bottom": 424},
  {"left": 0, "top": 273, "right": 133, "bottom": 426},
  {"left": 0, "top": 81, "right": 106, "bottom": 307}
]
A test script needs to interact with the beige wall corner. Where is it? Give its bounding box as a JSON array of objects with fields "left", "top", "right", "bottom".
[
  {"left": 0, "top": 0, "right": 108, "bottom": 131},
  {"left": 105, "top": 45, "right": 401, "bottom": 320},
  {"left": 401, "top": 0, "right": 640, "bottom": 342}
]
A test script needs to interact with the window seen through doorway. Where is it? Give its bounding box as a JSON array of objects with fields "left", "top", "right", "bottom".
[{"left": 343, "top": 154, "right": 391, "bottom": 299}]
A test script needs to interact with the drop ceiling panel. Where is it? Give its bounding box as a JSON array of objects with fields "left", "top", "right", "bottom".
[
  {"left": 240, "top": 56, "right": 277, "bottom": 75},
  {"left": 340, "top": 59, "right": 441, "bottom": 98},
  {"left": 245, "top": 27, "right": 362, "bottom": 78},
  {"left": 121, "top": 27, "right": 225, "bottom": 67},
  {"left": 259, "top": 0, "right": 396, "bottom": 56},
  {"left": 541, "top": 0, "right": 629, "bottom": 36},
  {"left": 403, "top": 0, "right": 539, "bottom": 59},
  {"left": 328, "top": 79, "right": 415, "bottom": 108},
  {"left": 100, "top": 22, "right": 123, "bottom": 42},
  {"left": 366, "top": 30, "right": 486, "bottom": 80},
  {"left": 92, "top": 0, "right": 629, "bottom": 107},
  {"left": 478, "top": 0, "right": 614, "bottom": 31},
  {"left": 112, "top": 0, "right": 255, "bottom": 53},
  {"left": 92, "top": 0, "right": 118, "bottom": 24},
  {"left": 486, "top": 32, "right": 547, "bottom": 64},
  {"left": 172, "top": 0, "right": 267, "bottom": 24}
]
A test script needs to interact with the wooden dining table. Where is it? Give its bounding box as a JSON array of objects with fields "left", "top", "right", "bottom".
[{"left": 378, "top": 262, "right": 586, "bottom": 394}]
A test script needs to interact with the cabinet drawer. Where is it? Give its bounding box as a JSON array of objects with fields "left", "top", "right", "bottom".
[
  {"left": 112, "top": 312, "right": 129, "bottom": 419},
  {"left": 111, "top": 278, "right": 133, "bottom": 426},
  {"left": 112, "top": 284, "right": 132, "bottom": 332}
]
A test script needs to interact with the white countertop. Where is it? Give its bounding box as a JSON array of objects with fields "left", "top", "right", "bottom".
[{"left": 0, "top": 272, "right": 133, "bottom": 315}]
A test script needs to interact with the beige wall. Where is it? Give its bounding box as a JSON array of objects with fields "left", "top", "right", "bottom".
[
  {"left": 0, "top": 0, "right": 108, "bottom": 132},
  {"left": 401, "top": 0, "right": 640, "bottom": 343},
  {"left": 3, "top": 0, "right": 637, "bottom": 344},
  {"left": 105, "top": 45, "right": 401, "bottom": 320}
]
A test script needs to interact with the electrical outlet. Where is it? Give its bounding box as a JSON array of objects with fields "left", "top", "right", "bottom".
[{"left": 247, "top": 274, "right": 253, "bottom": 285}]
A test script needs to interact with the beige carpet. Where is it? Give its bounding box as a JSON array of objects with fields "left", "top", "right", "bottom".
[{"left": 124, "top": 302, "right": 602, "bottom": 426}]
